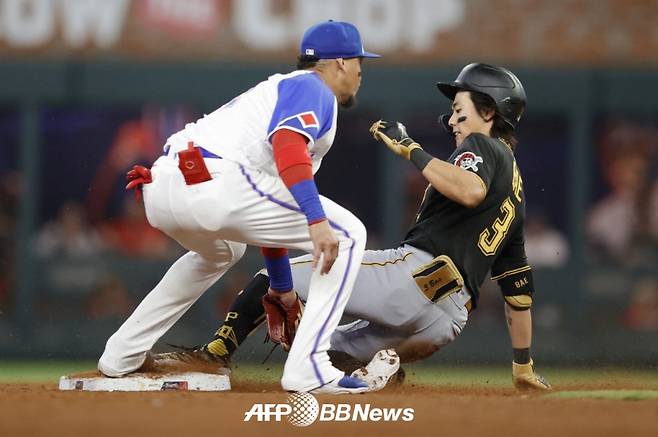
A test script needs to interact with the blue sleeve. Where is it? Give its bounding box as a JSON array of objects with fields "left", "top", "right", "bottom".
[
  {"left": 263, "top": 254, "right": 293, "bottom": 293},
  {"left": 267, "top": 74, "right": 335, "bottom": 143}
]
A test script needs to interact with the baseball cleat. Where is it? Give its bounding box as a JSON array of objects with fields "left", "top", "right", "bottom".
[
  {"left": 310, "top": 375, "right": 370, "bottom": 395},
  {"left": 350, "top": 349, "right": 401, "bottom": 392},
  {"left": 388, "top": 366, "right": 406, "bottom": 387},
  {"left": 142, "top": 346, "right": 230, "bottom": 374}
]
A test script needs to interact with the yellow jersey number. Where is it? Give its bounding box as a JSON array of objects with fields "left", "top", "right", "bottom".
[
  {"left": 478, "top": 159, "right": 523, "bottom": 256},
  {"left": 478, "top": 197, "right": 516, "bottom": 256}
]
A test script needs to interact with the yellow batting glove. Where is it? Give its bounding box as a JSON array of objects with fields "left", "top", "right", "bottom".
[
  {"left": 512, "top": 359, "right": 552, "bottom": 391},
  {"left": 369, "top": 120, "right": 423, "bottom": 160}
]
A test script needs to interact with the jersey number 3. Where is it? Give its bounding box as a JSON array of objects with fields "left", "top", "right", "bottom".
[
  {"left": 479, "top": 161, "right": 523, "bottom": 256},
  {"left": 478, "top": 197, "right": 515, "bottom": 256}
]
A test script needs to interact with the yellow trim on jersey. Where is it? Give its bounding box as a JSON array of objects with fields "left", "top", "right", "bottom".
[
  {"left": 415, "top": 184, "right": 432, "bottom": 222},
  {"left": 289, "top": 252, "right": 414, "bottom": 268},
  {"left": 512, "top": 160, "right": 523, "bottom": 203},
  {"left": 497, "top": 137, "right": 513, "bottom": 152},
  {"left": 471, "top": 172, "right": 488, "bottom": 197},
  {"left": 491, "top": 265, "right": 532, "bottom": 281}
]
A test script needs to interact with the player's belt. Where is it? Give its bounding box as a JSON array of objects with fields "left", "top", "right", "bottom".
[
  {"left": 167, "top": 142, "right": 219, "bottom": 185},
  {"left": 164, "top": 144, "right": 222, "bottom": 159},
  {"left": 197, "top": 147, "right": 222, "bottom": 159}
]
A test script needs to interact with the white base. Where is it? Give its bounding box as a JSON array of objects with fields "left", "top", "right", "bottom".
[{"left": 58, "top": 372, "right": 231, "bottom": 392}]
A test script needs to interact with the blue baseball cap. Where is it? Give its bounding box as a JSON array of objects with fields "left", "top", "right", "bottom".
[{"left": 300, "top": 20, "right": 381, "bottom": 59}]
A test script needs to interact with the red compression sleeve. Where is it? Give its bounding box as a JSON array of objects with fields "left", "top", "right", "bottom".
[
  {"left": 260, "top": 247, "right": 288, "bottom": 259},
  {"left": 272, "top": 129, "right": 326, "bottom": 224},
  {"left": 272, "top": 129, "right": 313, "bottom": 187}
]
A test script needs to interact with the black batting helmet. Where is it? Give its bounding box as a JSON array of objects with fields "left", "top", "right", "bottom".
[{"left": 437, "top": 63, "right": 526, "bottom": 130}]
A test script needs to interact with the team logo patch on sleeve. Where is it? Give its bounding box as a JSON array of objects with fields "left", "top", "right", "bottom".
[
  {"left": 454, "top": 152, "right": 484, "bottom": 171},
  {"left": 297, "top": 111, "right": 319, "bottom": 129}
]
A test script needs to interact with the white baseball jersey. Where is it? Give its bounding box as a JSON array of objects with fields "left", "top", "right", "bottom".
[
  {"left": 99, "top": 69, "right": 367, "bottom": 392},
  {"left": 165, "top": 70, "right": 338, "bottom": 176}
]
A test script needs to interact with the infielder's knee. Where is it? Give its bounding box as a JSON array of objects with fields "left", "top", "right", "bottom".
[
  {"left": 353, "top": 219, "right": 367, "bottom": 243},
  {"left": 339, "top": 216, "right": 366, "bottom": 249},
  {"left": 195, "top": 240, "right": 246, "bottom": 266}
]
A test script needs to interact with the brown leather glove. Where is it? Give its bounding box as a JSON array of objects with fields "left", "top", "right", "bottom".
[
  {"left": 512, "top": 359, "right": 552, "bottom": 391},
  {"left": 261, "top": 292, "right": 304, "bottom": 351}
]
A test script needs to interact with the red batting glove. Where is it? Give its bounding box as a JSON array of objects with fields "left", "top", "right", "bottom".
[{"left": 125, "top": 165, "right": 152, "bottom": 202}]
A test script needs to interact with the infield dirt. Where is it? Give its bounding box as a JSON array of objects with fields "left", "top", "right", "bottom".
[{"left": 1, "top": 378, "right": 656, "bottom": 437}]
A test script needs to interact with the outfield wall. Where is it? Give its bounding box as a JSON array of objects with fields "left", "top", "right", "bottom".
[{"left": 0, "top": 62, "right": 656, "bottom": 364}]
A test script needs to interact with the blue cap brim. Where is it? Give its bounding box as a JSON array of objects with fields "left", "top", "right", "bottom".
[{"left": 361, "top": 51, "right": 381, "bottom": 58}]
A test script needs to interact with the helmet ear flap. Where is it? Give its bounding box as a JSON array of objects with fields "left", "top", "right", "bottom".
[
  {"left": 499, "top": 96, "right": 526, "bottom": 128},
  {"left": 438, "top": 114, "right": 453, "bottom": 134}
]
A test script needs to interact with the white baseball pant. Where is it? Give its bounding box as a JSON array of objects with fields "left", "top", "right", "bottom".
[{"left": 98, "top": 154, "right": 366, "bottom": 392}]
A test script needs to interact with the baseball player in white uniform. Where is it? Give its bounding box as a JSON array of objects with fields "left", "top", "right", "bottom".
[
  {"left": 98, "top": 20, "right": 388, "bottom": 394},
  {"left": 157, "top": 64, "right": 551, "bottom": 392}
]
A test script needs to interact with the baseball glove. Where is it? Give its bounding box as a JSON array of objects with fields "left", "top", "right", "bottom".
[
  {"left": 369, "top": 120, "right": 423, "bottom": 160},
  {"left": 262, "top": 292, "right": 304, "bottom": 351},
  {"left": 512, "top": 359, "right": 551, "bottom": 391}
]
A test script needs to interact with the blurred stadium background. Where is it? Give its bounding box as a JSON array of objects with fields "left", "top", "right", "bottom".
[{"left": 0, "top": 0, "right": 656, "bottom": 370}]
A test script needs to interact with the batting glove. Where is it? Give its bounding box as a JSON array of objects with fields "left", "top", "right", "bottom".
[
  {"left": 125, "top": 165, "right": 152, "bottom": 202},
  {"left": 512, "top": 359, "right": 552, "bottom": 391},
  {"left": 370, "top": 120, "right": 423, "bottom": 160}
]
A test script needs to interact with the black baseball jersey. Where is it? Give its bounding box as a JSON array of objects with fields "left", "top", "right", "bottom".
[{"left": 402, "top": 133, "right": 531, "bottom": 308}]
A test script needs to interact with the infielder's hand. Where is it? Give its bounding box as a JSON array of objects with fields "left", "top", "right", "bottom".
[
  {"left": 309, "top": 220, "right": 338, "bottom": 275},
  {"left": 370, "top": 120, "right": 423, "bottom": 160},
  {"left": 512, "top": 359, "right": 552, "bottom": 391},
  {"left": 262, "top": 290, "right": 304, "bottom": 351}
]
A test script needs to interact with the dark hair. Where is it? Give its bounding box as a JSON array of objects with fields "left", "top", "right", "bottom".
[
  {"left": 469, "top": 91, "right": 518, "bottom": 150},
  {"left": 296, "top": 55, "right": 319, "bottom": 70}
]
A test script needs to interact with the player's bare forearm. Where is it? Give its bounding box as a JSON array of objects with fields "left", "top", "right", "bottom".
[
  {"left": 421, "top": 158, "right": 486, "bottom": 208},
  {"left": 504, "top": 303, "right": 532, "bottom": 348},
  {"left": 369, "top": 120, "right": 484, "bottom": 207},
  {"left": 506, "top": 304, "right": 551, "bottom": 390}
]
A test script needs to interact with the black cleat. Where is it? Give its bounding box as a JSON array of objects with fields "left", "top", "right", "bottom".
[{"left": 142, "top": 345, "right": 231, "bottom": 374}]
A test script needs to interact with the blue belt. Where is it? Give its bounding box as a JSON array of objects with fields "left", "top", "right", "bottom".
[
  {"left": 164, "top": 144, "right": 222, "bottom": 159},
  {"left": 198, "top": 147, "right": 222, "bottom": 159}
]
